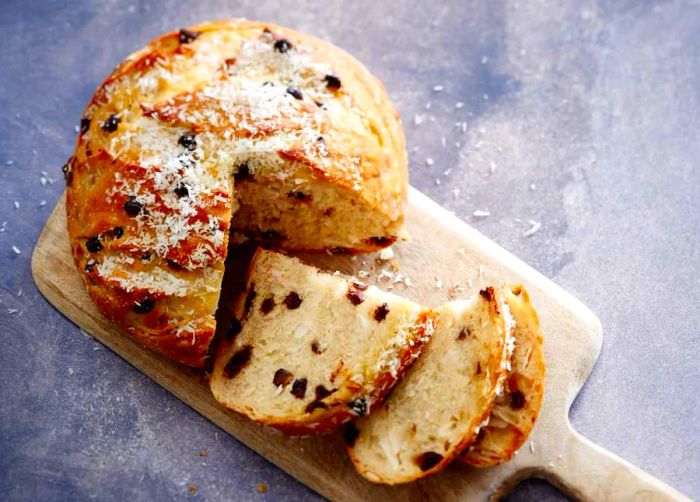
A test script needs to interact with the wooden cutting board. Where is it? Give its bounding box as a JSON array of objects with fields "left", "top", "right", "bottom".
[{"left": 32, "top": 189, "right": 688, "bottom": 501}]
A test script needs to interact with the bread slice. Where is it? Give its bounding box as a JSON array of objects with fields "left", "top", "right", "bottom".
[
  {"left": 209, "top": 249, "right": 436, "bottom": 435},
  {"left": 346, "top": 288, "right": 514, "bottom": 484},
  {"left": 460, "top": 285, "right": 545, "bottom": 467}
]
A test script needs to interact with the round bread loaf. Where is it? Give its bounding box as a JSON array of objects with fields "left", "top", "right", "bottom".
[{"left": 64, "top": 20, "right": 407, "bottom": 367}]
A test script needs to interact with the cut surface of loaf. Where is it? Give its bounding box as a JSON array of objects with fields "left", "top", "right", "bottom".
[
  {"left": 461, "top": 285, "right": 545, "bottom": 467},
  {"left": 65, "top": 19, "right": 407, "bottom": 366},
  {"left": 209, "top": 249, "right": 435, "bottom": 435},
  {"left": 346, "top": 288, "right": 514, "bottom": 484}
]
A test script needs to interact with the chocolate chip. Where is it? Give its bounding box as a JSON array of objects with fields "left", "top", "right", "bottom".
[
  {"left": 351, "top": 281, "right": 368, "bottom": 291},
  {"left": 328, "top": 246, "right": 350, "bottom": 254},
  {"left": 80, "top": 117, "right": 91, "bottom": 135},
  {"left": 457, "top": 327, "right": 471, "bottom": 341},
  {"left": 273, "top": 38, "right": 292, "bottom": 53},
  {"left": 286, "top": 86, "right": 303, "bottom": 100},
  {"left": 166, "top": 259, "right": 183, "bottom": 270},
  {"left": 509, "top": 390, "right": 525, "bottom": 410},
  {"left": 310, "top": 340, "right": 323, "bottom": 354},
  {"left": 367, "top": 236, "right": 393, "bottom": 247},
  {"left": 416, "top": 452, "right": 443, "bottom": 472},
  {"left": 262, "top": 80, "right": 274, "bottom": 86},
  {"left": 260, "top": 297, "right": 275, "bottom": 314},
  {"left": 178, "top": 29, "right": 200, "bottom": 44},
  {"left": 101, "top": 114, "right": 120, "bottom": 133},
  {"left": 227, "top": 317, "right": 242, "bottom": 341},
  {"left": 324, "top": 74, "right": 341, "bottom": 90},
  {"left": 314, "top": 100, "right": 325, "bottom": 109},
  {"left": 61, "top": 160, "right": 73, "bottom": 185},
  {"left": 287, "top": 190, "right": 311, "bottom": 202},
  {"left": 346, "top": 283, "right": 367, "bottom": 306},
  {"left": 273, "top": 368, "right": 293, "bottom": 387},
  {"left": 113, "top": 226, "right": 124, "bottom": 238},
  {"left": 86, "top": 236, "right": 102, "bottom": 253},
  {"left": 223, "top": 345, "right": 253, "bottom": 379},
  {"left": 133, "top": 299, "right": 154, "bottom": 314},
  {"left": 284, "top": 291, "right": 302, "bottom": 309},
  {"left": 141, "top": 252, "right": 152, "bottom": 261},
  {"left": 348, "top": 398, "right": 367, "bottom": 416},
  {"left": 344, "top": 423, "right": 360, "bottom": 446},
  {"left": 174, "top": 183, "right": 189, "bottom": 198},
  {"left": 233, "top": 163, "right": 250, "bottom": 181},
  {"left": 290, "top": 378, "right": 307, "bottom": 399},
  {"left": 373, "top": 303, "right": 389, "bottom": 322},
  {"left": 479, "top": 287, "right": 494, "bottom": 301},
  {"left": 123, "top": 196, "right": 142, "bottom": 216},
  {"left": 315, "top": 385, "right": 335, "bottom": 401},
  {"left": 243, "top": 286, "right": 257, "bottom": 316},
  {"left": 305, "top": 401, "right": 328, "bottom": 413},
  {"left": 178, "top": 134, "right": 197, "bottom": 151}
]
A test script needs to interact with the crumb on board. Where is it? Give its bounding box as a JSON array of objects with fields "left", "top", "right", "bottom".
[
  {"left": 187, "top": 484, "right": 198, "bottom": 495},
  {"left": 257, "top": 482, "right": 268, "bottom": 494},
  {"left": 199, "top": 449, "right": 208, "bottom": 457}
]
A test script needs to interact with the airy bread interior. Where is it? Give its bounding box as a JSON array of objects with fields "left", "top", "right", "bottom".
[
  {"left": 210, "top": 249, "right": 435, "bottom": 434},
  {"left": 347, "top": 289, "right": 512, "bottom": 484},
  {"left": 232, "top": 158, "right": 401, "bottom": 252}
]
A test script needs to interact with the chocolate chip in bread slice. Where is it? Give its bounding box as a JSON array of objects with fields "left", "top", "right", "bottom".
[
  {"left": 346, "top": 288, "right": 514, "bottom": 484},
  {"left": 209, "top": 249, "right": 436, "bottom": 435},
  {"left": 460, "top": 285, "right": 545, "bottom": 467}
]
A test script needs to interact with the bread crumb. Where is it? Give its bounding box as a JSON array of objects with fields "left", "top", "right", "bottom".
[
  {"left": 187, "top": 484, "right": 198, "bottom": 494},
  {"left": 378, "top": 247, "right": 394, "bottom": 260},
  {"left": 523, "top": 220, "right": 542, "bottom": 237},
  {"left": 199, "top": 449, "right": 208, "bottom": 457},
  {"left": 432, "top": 84, "right": 444, "bottom": 92},
  {"left": 257, "top": 482, "right": 268, "bottom": 493},
  {"left": 473, "top": 210, "right": 490, "bottom": 217},
  {"left": 11, "top": 245, "right": 20, "bottom": 255},
  {"left": 425, "top": 157, "right": 434, "bottom": 166},
  {"left": 530, "top": 441, "right": 535, "bottom": 453}
]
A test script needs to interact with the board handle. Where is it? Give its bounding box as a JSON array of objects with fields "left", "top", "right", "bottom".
[{"left": 544, "top": 427, "right": 690, "bottom": 501}]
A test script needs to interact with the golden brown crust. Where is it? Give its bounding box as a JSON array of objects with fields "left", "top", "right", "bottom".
[
  {"left": 66, "top": 19, "right": 407, "bottom": 367},
  {"left": 460, "top": 285, "right": 546, "bottom": 467}
]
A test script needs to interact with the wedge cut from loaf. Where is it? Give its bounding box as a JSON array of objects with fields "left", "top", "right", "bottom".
[
  {"left": 461, "top": 285, "right": 545, "bottom": 467},
  {"left": 209, "top": 249, "right": 436, "bottom": 435},
  {"left": 346, "top": 288, "right": 514, "bottom": 484}
]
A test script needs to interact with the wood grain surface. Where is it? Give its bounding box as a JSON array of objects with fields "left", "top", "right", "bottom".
[{"left": 31, "top": 189, "right": 689, "bottom": 501}]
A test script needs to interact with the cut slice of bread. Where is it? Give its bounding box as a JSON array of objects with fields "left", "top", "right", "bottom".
[
  {"left": 460, "top": 285, "right": 545, "bottom": 467},
  {"left": 209, "top": 249, "right": 436, "bottom": 435},
  {"left": 346, "top": 288, "right": 514, "bottom": 484}
]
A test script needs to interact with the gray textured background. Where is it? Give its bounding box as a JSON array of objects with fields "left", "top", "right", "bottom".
[{"left": 1, "top": 0, "right": 698, "bottom": 500}]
